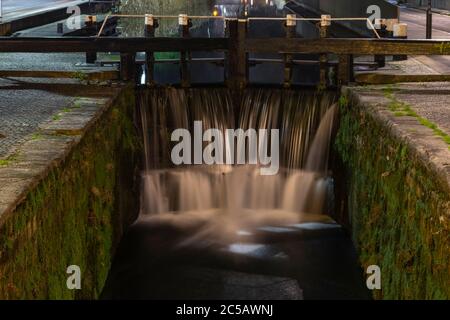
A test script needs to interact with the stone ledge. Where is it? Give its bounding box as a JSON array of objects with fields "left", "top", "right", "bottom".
[
  {"left": 344, "top": 84, "right": 450, "bottom": 194},
  {"left": 0, "top": 87, "right": 125, "bottom": 228},
  {"left": 39, "top": 97, "right": 110, "bottom": 136}
]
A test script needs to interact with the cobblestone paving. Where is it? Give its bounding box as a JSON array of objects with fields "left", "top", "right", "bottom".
[
  {"left": 0, "top": 49, "right": 104, "bottom": 160},
  {"left": 0, "top": 53, "right": 86, "bottom": 71},
  {"left": 394, "top": 82, "right": 450, "bottom": 136},
  {"left": 0, "top": 78, "right": 75, "bottom": 158}
]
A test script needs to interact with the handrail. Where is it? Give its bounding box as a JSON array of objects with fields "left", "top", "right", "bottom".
[
  {"left": 97, "top": 13, "right": 226, "bottom": 37},
  {"left": 96, "top": 14, "right": 381, "bottom": 39}
]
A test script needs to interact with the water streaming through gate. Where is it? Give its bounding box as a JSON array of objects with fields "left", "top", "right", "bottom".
[{"left": 136, "top": 88, "right": 337, "bottom": 244}]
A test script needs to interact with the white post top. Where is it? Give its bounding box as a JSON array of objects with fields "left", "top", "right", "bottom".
[
  {"left": 178, "top": 14, "right": 189, "bottom": 26},
  {"left": 393, "top": 23, "right": 408, "bottom": 37},
  {"left": 320, "top": 15, "right": 331, "bottom": 27},
  {"left": 85, "top": 15, "right": 97, "bottom": 23},
  {"left": 145, "top": 14, "right": 154, "bottom": 26},
  {"left": 286, "top": 14, "right": 297, "bottom": 27},
  {"left": 385, "top": 18, "right": 399, "bottom": 32}
]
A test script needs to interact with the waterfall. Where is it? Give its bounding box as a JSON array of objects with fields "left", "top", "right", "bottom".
[{"left": 136, "top": 88, "right": 337, "bottom": 242}]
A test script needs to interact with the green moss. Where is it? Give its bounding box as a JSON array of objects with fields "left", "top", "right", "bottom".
[
  {"left": 31, "top": 133, "right": 43, "bottom": 141},
  {"left": 417, "top": 117, "right": 450, "bottom": 146},
  {"left": 0, "top": 153, "right": 18, "bottom": 166},
  {"left": 71, "top": 71, "right": 89, "bottom": 82},
  {"left": 155, "top": 52, "right": 180, "bottom": 60},
  {"left": 52, "top": 114, "right": 62, "bottom": 121},
  {"left": 339, "top": 94, "right": 349, "bottom": 108},
  {"left": 383, "top": 88, "right": 450, "bottom": 149},
  {"left": 436, "top": 42, "right": 450, "bottom": 54},
  {"left": 0, "top": 88, "right": 140, "bottom": 299},
  {"left": 336, "top": 92, "right": 450, "bottom": 300}
]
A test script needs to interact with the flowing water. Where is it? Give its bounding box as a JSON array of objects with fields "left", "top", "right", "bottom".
[{"left": 136, "top": 88, "right": 338, "bottom": 245}]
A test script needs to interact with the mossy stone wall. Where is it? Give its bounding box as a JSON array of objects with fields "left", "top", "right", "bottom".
[
  {"left": 335, "top": 91, "right": 450, "bottom": 300},
  {"left": 0, "top": 88, "right": 140, "bottom": 299}
]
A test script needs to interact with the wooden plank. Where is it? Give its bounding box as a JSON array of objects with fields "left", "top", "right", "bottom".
[
  {"left": 0, "top": 37, "right": 229, "bottom": 53},
  {"left": 0, "top": 69, "right": 119, "bottom": 81},
  {"left": 355, "top": 73, "right": 450, "bottom": 84},
  {"left": 245, "top": 38, "right": 450, "bottom": 55},
  {"left": 0, "top": 37, "right": 448, "bottom": 56}
]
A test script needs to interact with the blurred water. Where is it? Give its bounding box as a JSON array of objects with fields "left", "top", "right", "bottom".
[{"left": 137, "top": 88, "right": 337, "bottom": 245}]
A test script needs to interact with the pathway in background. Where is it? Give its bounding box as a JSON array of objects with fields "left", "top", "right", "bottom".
[
  {"left": 0, "top": 0, "right": 87, "bottom": 22},
  {"left": 399, "top": 6, "right": 450, "bottom": 73}
]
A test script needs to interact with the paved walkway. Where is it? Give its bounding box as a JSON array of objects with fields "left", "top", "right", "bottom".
[
  {"left": 0, "top": 0, "right": 88, "bottom": 22},
  {"left": 400, "top": 7, "right": 450, "bottom": 37},
  {"left": 0, "top": 78, "right": 75, "bottom": 159},
  {"left": 392, "top": 82, "right": 450, "bottom": 136},
  {"left": 0, "top": 49, "right": 95, "bottom": 159},
  {"left": 399, "top": 6, "right": 450, "bottom": 74}
]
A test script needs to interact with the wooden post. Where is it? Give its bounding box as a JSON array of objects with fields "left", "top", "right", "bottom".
[
  {"left": 145, "top": 14, "right": 157, "bottom": 85},
  {"left": 337, "top": 54, "right": 353, "bottom": 87},
  {"left": 85, "top": 15, "right": 97, "bottom": 64},
  {"left": 393, "top": 23, "right": 408, "bottom": 61},
  {"left": 120, "top": 52, "right": 136, "bottom": 82},
  {"left": 374, "top": 19, "right": 386, "bottom": 68},
  {"left": 227, "top": 19, "right": 247, "bottom": 91},
  {"left": 318, "top": 15, "right": 330, "bottom": 89},
  {"left": 179, "top": 14, "right": 191, "bottom": 88},
  {"left": 284, "top": 14, "right": 296, "bottom": 88}
]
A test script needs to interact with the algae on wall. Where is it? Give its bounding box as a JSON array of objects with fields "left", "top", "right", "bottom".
[
  {"left": 335, "top": 93, "right": 450, "bottom": 300},
  {"left": 0, "top": 88, "right": 140, "bottom": 299}
]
